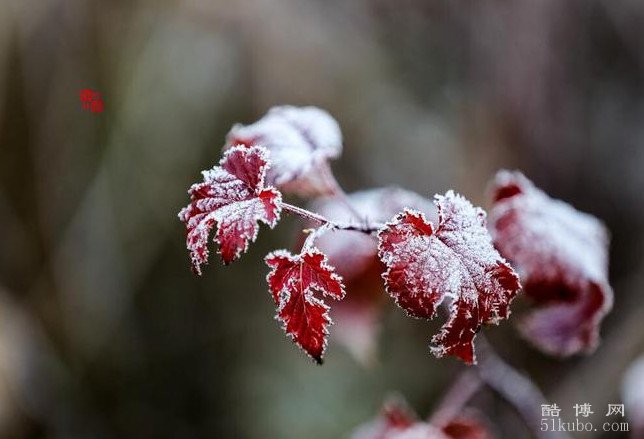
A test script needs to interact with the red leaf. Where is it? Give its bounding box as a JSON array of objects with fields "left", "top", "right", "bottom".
[
  {"left": 377, "top": 191, "right": 521, "bottom": 364},
  {"left": 441, "top": 414, "right": 494, "bottom": 439},
  {"left": 178, "top": 146, "right": 282, "bottom": 272},
  {"left": 225, "top": 106, "right": 342, "bottom": 196},
  {"left": 489, "top": 171, "right": 613, "bottom": 356},
  {"left": 351, "top": 398, "right": 435, "bottom": 439},
  {"left": 265, "top": 248, "right": 345, "bottom": 363},
  {"left": 380, "top": 398, "right": 418, "bottom": 431},
  {"left": 351, "top": 398, "right": 493, "bottom": 439},
  {"left": 307, "top": 187, "right": 436, "bottom": 364}
]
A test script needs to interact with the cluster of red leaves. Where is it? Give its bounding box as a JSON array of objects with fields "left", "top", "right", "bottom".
[
  {"left": 178, "top": 142, "right": 348, "bottom": 362},
  {"left": 306, "top": 187, "right": 435, "bottom": 364},
  {"left": 179, "top": 106, "right": 348, "bottom": 361},
  {"left": 351, "top": 398, "right": 493, "bottom": 439},
  {"left": 489, "top": 171, "right": 613, "bottom": 356},
  {"left": 179, "top": 106, "right": 613, "bottom": 365}
]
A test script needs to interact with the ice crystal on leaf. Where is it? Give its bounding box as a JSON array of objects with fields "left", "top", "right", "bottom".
[
  {"left": 225, "top": 106, "right": 342, "bottom": 196},
  {"left": 178, "top": 146, "right": 282, "bottom": 273},
  {"left": 489, "top": 170, "right": 613, "bottom": 357},
  {"left": 265, "top": 248, "right": 346, "bottom": 363},
  {"left": 377, "top": 191, "right": 521, "bottom": 364}
]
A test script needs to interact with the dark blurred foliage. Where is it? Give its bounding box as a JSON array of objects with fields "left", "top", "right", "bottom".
[{"left": 0, "top": 0, "right": 643, "bottom": 438}]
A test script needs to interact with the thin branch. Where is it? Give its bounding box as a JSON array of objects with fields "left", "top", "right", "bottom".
[
  {"left": 337, "top": 223, "right": 385, "bottom": 233},
  {"left": 475, "top": 335, "right": 572, "bottom": 439},
  {"left": 281, "top": 202, "right": 384, "bottom": 234},
  {"left": 429, "top": 370, "right": 483, "bottom": 427},
  {"left": 281, "top": 202, "right": 329, "bottom": 224}
]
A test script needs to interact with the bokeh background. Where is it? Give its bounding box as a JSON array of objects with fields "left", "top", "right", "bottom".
[{"left": 1, "top": 0, "right": 644, "bottom": 437}]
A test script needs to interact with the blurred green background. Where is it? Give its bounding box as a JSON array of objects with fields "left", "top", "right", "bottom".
[{"left": 1, "top": 0, "right": 643, "bottom": 437}]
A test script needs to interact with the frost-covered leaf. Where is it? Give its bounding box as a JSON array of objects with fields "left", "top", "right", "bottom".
[
  {"left": 225, "top": 105, "right": 342, "bottom": 196},
  {"left": 377, "top": 191, "right": 520, "bottom": 364},
  {"left": 307, "top": 187, "right": 435, "bottom": 364},
  {"left": 389, "top": 425, "right": 451, "bottom": 439},
  {"left": 350, "top": 397, "right": 428, "bottom": 439},
  {"left": 441, "top": 414, "right": 495, "bottom": 439},
  {"left": 178, "top": 146, "right": 281, "bottom": 272},
  {"left": 265, "top": 248, "right": 345, "bottom": 363},
  {"left": 351, "top": 398, "right": 493, "bottom": 439},
  {"left": 489, "top": 171, "right": 613, "bottom": 356}
]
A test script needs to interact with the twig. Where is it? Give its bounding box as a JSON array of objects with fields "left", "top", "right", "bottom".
[
  {"left": 281, "top": 202, "right": 329, "bottom": 224},
  {"left": 281, "top": 202, "right": 384, "bottom": 234},
  {"left": 429, "top": 370, "right": 483, "bottom": 427},
  {"left": 475, "top": 335, "right": 572, "bottom": 439}
]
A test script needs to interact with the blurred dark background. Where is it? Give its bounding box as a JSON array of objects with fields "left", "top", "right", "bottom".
[{"left": 1, "top": 0, "right": 643, "bottom": 438}]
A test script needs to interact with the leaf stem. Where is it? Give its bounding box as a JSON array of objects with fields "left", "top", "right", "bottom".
[
  {"left": 281, "top": 202, "right": 328, "bottom": 224},
  {"left": 281, "top": 202, "right": 384, "bottom": 234}
]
